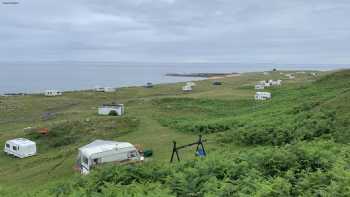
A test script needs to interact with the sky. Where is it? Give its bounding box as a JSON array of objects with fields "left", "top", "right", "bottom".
[{"left": 1, "top": 0, "right": 350, "bottom": 64}]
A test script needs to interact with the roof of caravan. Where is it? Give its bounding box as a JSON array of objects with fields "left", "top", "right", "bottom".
[
  {"left": 100, "top": 103, "right": 124, "bottom": 107},
  {"left": 256, "top": 92, "right": 271, "bottom": 95},
  {"left": 79, "top": 140, "right": 134, "bottom": 157},
  {"left": 6, "top": 138, "right": 36, "bottom": 146}
]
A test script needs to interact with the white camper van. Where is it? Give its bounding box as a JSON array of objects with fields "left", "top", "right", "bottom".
[
  {"left": 4, "top": 138, "right": 37, "bottom": 158},
  {"left": 98, "top": 104, "right": 124, "bottom": 116},
  {"left": 77, "top": 140, "right": 141, "bottom": 174},
  {"left": 44, "top": 90, "right": 62, "bottom": 97}
]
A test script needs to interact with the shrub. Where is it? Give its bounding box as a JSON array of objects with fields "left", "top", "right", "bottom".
[{"left": 44, "top": 141, "right": 350, "bottom": 197}]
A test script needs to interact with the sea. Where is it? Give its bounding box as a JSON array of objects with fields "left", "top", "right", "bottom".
[{"left": 0, "top": 61, "right": 348, "bottom": 94}]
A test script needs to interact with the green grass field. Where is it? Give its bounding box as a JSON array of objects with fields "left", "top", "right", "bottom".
[{"left": 1, "top": 69, "right": 347, "bottom": 196}]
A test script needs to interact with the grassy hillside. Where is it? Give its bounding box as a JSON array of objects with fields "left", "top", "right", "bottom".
[{"left": 1, "top": 70, "right": 349, "bottom": 196}]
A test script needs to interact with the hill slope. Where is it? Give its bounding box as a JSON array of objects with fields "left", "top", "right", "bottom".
[{"left": 1, "top": 70, "right": 350, "bottom": 196}]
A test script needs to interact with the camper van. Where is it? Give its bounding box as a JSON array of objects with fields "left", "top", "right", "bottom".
[
  {"left": 77, "top": 140, "right": 141, "bottom": 174},
  {"left": 4, "top": 138, "right": 37, "bottom": 158},
  {"left": 98, "top": 104, "right": 124, "bottom": 116},
  {"left": 44, "top": 90, "right": 62, "bottom": 97}
]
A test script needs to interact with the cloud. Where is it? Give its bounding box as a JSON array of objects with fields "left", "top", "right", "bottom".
[{"left": 0, "top": 0, "right": 350, "bottom": 63}]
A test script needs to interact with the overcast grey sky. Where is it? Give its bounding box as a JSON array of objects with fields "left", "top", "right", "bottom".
[{"left": 1, "top": 0, "right": 350, "bottom": 63}]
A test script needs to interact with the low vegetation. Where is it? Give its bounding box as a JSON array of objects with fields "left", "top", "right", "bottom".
[
  {"left": 26, "top": 117, "right": 140, "bottom": 148},
  {"left": 47, "top": 140, "right": 350, "bottom": 197},
  {"left": 1, "top": 70, "right": 350, "bottom": 196}
]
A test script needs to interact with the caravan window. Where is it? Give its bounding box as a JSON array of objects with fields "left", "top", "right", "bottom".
[
  {"left": 5, "top": 144, "right": 10, "bottom": 148},
  {"left": 13, "top": 146, "right": 17, "bottom": 151},
  {"left": 82, "top": 156, "right": 89, "bottom": 165},
  {"left": 128, "top": 151, "right": 137, "bottom": 158}
]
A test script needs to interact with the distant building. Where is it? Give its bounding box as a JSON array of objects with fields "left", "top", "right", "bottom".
[
  {"left": 4, "top": 138, "right": 37, "bottom": 158},
  {"left": 44, "top": 90, "right": 62, "bottom": 97},
  {"left": 98, "top": 104, "right": 124, "bottom": 116},
  {"left": 255, "top": 92, "right": 271, "bottom": 100}
]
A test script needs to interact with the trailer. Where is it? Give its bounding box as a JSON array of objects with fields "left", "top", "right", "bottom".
[
  {"left": 77, "top": 140, "right": 141, "bottom": 174},
  {"left": 4, "top": 138, "right": 37, "bottom": 158}
]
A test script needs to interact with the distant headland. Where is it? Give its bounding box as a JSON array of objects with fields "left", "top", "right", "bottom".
[{"left": 166, "top": 72, "right": 240, "bottom": 78}]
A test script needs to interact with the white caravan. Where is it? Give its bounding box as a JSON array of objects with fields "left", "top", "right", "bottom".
[
  {"left": 4, "top": 138, "right": 37, "bottom": 158},
  {"left": 77, "top": 140, "right": 141, "bottom": 174},
  {"left": 186, "top": 82, "right": 196, "bottom": 87},
  {"left": 255, "top": 92, "right": 272, "bottom": 100},
  {"left": 255, "top": 84, "right": 265, "bottom": 90},
  {"left": 182, "top": 85, "right": 193, "bottom": 92},
  {"left": 104, "top": 87, "right": 116, "bottom": 92},
  {"left": 94, "top": 86, "right": 105, "bottom": 92},
  {"left": 98, "top": 104, "right": 124, "bottom": 116},
  {"left": 44, "top": 90, "right": 62, "bottom": 97}
]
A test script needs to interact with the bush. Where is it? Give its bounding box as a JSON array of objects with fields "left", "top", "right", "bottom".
[{"left": 220, "top": 109, "right": 337, "bottom": 146}]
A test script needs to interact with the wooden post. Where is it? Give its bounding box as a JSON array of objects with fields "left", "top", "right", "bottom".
[{"left": 170, "top": 141, "right": 180, "bottom": 163}]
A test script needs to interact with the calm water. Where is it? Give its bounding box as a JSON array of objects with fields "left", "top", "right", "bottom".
[{"left": 0, "top": 62, "right": 348, "bottom": 94}]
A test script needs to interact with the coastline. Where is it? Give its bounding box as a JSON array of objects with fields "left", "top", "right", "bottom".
[{"left": 0, "top": 70, "right": 323, "bottom": 96}]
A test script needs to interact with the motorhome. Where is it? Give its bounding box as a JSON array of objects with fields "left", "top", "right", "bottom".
[
  {"left": 77, "top": 140, "right": 141, "bottom": 174},
  {"left": 4, "top": 138, "right": 36, "bottom": 158}
]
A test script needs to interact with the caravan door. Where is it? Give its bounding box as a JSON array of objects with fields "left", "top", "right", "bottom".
[{"left": 80, "top": 155, "right": 90, "bottom": 174}]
